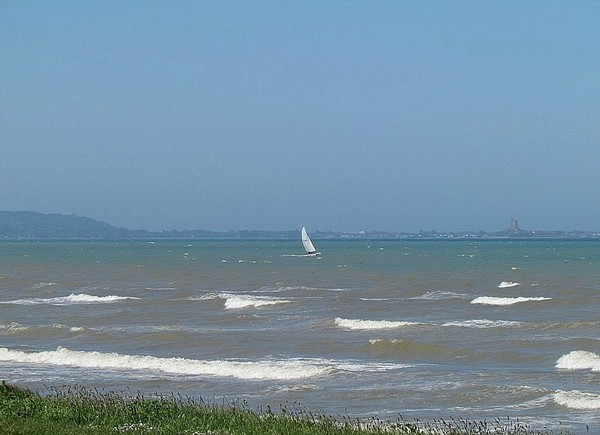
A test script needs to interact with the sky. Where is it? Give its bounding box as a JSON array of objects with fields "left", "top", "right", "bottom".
[{"left": 2, "top": 1, "right": 599, "bottom": 232}]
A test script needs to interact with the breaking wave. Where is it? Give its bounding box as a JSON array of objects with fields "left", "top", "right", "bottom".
[
  {"left": 0, "top": 323, "right": 85, "bottom": 334},
  {"left": 471, "top": 296, "right": 551, "bottom": 306},
  {"left": 0, "top": 347, "right": 411, "bottom": 380},
  {"left": 0, "top": 347, "right": 329, "bottom": 380},
  {"left": 32, "top": 282, "right": 57, "bottom": 289},
  {"left": 334, "top": 317, "right": 419, "bottom": 330},
  {"left": 498, "top": 281, "right": 521, "bottom": 288},
  {"left": 556, "top": 350, "right": 600, "bottom": 371},
  {"left": 0, "top": 294, "right": 140, "bottom": 305},
  {"left": 219, "top": 293, "right": 291, "bottom": 309},
  {"left": 554, "top": 390, "right": 600, "bottom": 410},
  {"left": 442, "top": 319, "right": 523, "bottom": 328},
  {"left": 0, "top": 322, "right": 29, "bottom": 334},
  {"left": 410, "top": 291, "right": 468, "bottom": 300}
]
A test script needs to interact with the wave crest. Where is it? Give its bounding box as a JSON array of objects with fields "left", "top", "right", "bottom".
[
  {"left": 219, "top": 294, "right": 291, "bottom": 309},
  {"left": 0, "top": 347, "right": 328, "bottom": 380},
  {"left": 0, "top": 294, "right": 140, "bottom": 305},
  {"left": 556, "top": 350, "right": 600, "bottom": 371},
  {"left": 554, "top": 390, "right": 600, "bottom": 409},
  {"left": 334, "top": 317, "right": 418, "bottom": 330},
  {"left": 442, "top": 319, "right": 523, "bottom": 328},
  {"left": 410, "top": 291, "right": 467, "bottom": 300},
  {"left": 471, "top": 296, "right": 551, "bottom": 306},
  {"left": 32, "top": 282, "right": 57, "bottom": 289},
  {"left": 498, "top": 281, "right": 521, "bottom": 288}
]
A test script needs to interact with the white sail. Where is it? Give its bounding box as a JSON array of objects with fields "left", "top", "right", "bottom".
[{"left": 301, "top": 227, "right": 317, "bottom": 254}]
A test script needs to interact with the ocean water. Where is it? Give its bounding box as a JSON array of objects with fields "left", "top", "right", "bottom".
[{"left": 1, "top": 239, "right": 599, "bottom": 432}]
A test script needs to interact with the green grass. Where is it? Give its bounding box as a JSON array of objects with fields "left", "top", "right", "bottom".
[{"left": 0, "top": 381, "right": 574, "bottom": 434}]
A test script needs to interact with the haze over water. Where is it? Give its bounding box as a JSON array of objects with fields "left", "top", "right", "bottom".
[{"left": 1, "top": 239, "right": 599, "bottom": 432}]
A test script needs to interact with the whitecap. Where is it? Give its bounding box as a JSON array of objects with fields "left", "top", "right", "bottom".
[
  {"left": 335, "top": 360, "right": 413, "bottom": 372},
  {"left": 554, "top": 390, "right": 600, "bottom": 410},
  {"left": 219, "top": 293, "right": 291, "bottom": 309},
  {"left": 442, "top": 319, "right": 523, "bottom": 328},
  {"left": 0, "top": 347, "right": 330, "bottom": 380},
  {"left": 32, "top": 282, "right": 57, "bottom": 289},
  {"left": 498, "top": 281, "right": 521, "bottom": 288},
  {"left": 260, "top": 285, "right": 324, "bottom": 293},
  {"left": 0, "top": 322, "right": 28, "bottom": 334},
  {"left": 334, "top": 317, "right": 418, "bottom": 330},
  {"left": 410, "top": 291, "right": 468, "bottom": 300},
  {"left": 266, "top": 384, "right": 320, "bottom": 393},
  {"left": 359, "top": 297, "right": 392, "bottom": 301},
  {"left": 471, "top": 296, "right": 551, "bottom": 306},
  {"left": 369, "top": 338, "right": 402, "bottom": 345},
  {"left": 186, "top": 293, "right": 220, "bottom": 301},
  {"left": 0, "top": 294, "right": 140, "bottom": 306},
  {"left": 271, "top": 286, "right": 349, "bottom": 292},
  {"left": 555, "top": 350, "right": 600, "bottom": 371}
]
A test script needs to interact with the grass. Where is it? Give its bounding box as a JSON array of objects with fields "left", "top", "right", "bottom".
[{"left": 0, "top": 381, "right": 576, "bottom": 435}]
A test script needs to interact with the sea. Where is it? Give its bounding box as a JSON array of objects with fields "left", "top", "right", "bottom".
[{"left": 1, "top": 239, "right": 599, "bottom": 432}]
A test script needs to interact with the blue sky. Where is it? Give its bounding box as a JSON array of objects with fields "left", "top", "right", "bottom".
[{"left": 2, "top": 1, "right": 599, "bottom": 232}]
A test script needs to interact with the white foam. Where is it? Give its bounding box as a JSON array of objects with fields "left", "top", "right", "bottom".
[
  {"left": 359, "top": 297, "right": 392, "bottom": 301},
  {"left": 48, "top": 324, "right": 86, "bottom": 332},
  {"left": 410, "top": 291, "right": 467, "bottom": 300},
  {"left": 0, "top": 322, "right": 28, "bottom": 334},
  {"left": 266, "top": 384, "right": 319, "bottom": 393},
  {"left": 369, "top": 338, "right": 402, "bottom": 345},
  {"left": 334, "top": 317, "right": 418, "bottom": 330},
  {"left": 556, "top": 350, "right": 600, "bottom": 371},
  {"left": 442, "top": 319, "right": 523, "bottom": 328},
  {"left": 271, "top": 285, "right": 348, "bottom": 292},
  {"left": 498, "top": 281, "right": 521, "bottom": 288},
  {"left": 32, "top": 282, "right": 57, "bottom": 289},
  {"left": 471, "top": 296, "right": 551, "bottom": 306},
  {"left": 335, "top": 360, "right": 413, "bottom": 372},
  {"left": 0, "top": 347, "right": 329, "bottom": 380},
  {"left": 554, "top": 390, "right": 600, "bottom": 410},
  {"left": 0, "top": 294, "right": 140, "bottom": 306},
  {"left": 186, "top": 293, "right": 220, "bottom": 301},
  {"left": 219, "top": 293, "right": 291, "bottom": 309}
]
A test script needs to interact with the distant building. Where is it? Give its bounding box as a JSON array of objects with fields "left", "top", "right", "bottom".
[{"left": 510, "top": 218, "right": 519, "bottom": 231}]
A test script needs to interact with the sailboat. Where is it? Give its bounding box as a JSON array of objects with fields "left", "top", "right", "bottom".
[{"left": 301, "top": 227, "right": 320, "bottom": 256}]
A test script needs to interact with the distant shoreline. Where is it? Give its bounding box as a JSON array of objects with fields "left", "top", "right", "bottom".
[
  {"left": 1, "top": 211, "right": 599, "bottom": 240},
  {"left": 3, "top": 236, "right": 600, "bottom": 243}
]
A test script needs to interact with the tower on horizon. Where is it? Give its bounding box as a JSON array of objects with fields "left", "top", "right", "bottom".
[{"left": 510, "top": 218, "right": 519, "bottom": 231}]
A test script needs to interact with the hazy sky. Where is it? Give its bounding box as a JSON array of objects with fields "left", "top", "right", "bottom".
[{"left": 2, "top": 1, "right": 599, "bottom": 232}]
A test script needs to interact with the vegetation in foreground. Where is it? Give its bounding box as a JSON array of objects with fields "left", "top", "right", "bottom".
[{"left": 0, "top": 382, "right": 574, "bottom": 435}]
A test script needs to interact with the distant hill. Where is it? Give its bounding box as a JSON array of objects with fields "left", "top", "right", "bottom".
[
  {"left": 0, "top": 211, "right": 145, "bottom": 239},
  {"left": 0, "top": 211, "right": 297, "bottom": 240}
]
